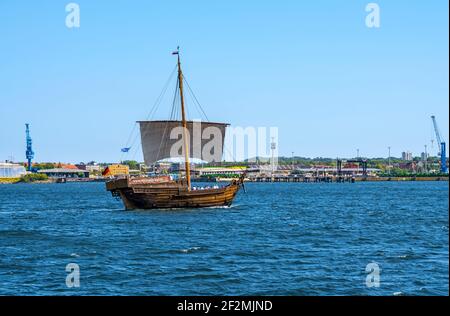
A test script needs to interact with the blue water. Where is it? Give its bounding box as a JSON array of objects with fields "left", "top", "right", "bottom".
[{"left": 0, "top": 182, "right": 448, "bottom": 295}]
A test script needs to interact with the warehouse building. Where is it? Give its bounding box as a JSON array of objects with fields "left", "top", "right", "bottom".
[
  {"left": 194, "top": 167, "right": 246, "bottom": 177},
  {"left": 102, "top": 164, "right": 129, "bottom": 177},
  {"left": 0, "top": 162, "right": 27, "bottom": 178},
  {"left": 38, "top": 168, "right": 89, "bottom": 178}
]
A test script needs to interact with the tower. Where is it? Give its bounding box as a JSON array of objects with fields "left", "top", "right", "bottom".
[
  {"left": 25, "top": 123, "right": 34, "bottom": 172},
  {"left": 271, "top": 137, "right": 276, "bottom": 175}
]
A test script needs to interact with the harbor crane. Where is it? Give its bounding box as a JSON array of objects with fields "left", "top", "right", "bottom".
[
  {"left": 431, "top": 115, "right": 447, "bottom": 173},
  {"left": 25, "top": 123, "right": 34, "bottom": 172}
]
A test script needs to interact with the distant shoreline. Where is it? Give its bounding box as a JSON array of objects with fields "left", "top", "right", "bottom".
[
  {"left": 355, "top": 176, "right": 449, "bottom": 182},
  {"left": 1, "top": 176, "right": 448, "bottom": 184},
  {"left": 0, "top": 178, "right": 106, "bottom": 184}
]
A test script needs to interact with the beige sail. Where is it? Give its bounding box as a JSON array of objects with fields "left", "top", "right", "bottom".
[{"left": 138, "top": 120, "right": 229, "bottom": 166}]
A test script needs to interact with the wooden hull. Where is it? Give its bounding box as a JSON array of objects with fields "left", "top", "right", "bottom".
[{"left": 106, "top": 177, "right": 243, "bottom": 210}]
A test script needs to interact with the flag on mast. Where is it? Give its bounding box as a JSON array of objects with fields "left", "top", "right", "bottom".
[{"left": 101, "top": 166, "right": 110, "bottom": 176}]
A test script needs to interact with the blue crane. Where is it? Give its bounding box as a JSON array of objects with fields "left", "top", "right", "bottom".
[
  {"left": 25, "top": 123, "right": 34, "bottom": 172},
  {"left": 431, "top": 115, "right": 447, "bottom": 173}
]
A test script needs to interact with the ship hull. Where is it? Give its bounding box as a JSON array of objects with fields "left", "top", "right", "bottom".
[{"left": 106, "top": 177, "right": 243, "bottom": 210}]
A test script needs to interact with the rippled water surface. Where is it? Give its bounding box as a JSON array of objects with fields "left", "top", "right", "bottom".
[{"left": 0, "top": 181, "right": 448, "bottom": 295}]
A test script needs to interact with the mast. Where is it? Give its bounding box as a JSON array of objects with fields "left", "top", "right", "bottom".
[{"left": 175, "top": 48, "right": 191, "bottom": 190}]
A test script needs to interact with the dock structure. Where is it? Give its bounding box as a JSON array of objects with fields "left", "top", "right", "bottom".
[
  {"left": 247, "top": 175, "right": 355, "bottom": 183},
  {"left": 245, "top": 175, "right": 448, "bottom": 183}
]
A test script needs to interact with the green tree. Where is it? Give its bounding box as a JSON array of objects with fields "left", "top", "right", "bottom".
[
  {"left": 19, "top": 173, "right": 49, "bottom": 183},
  {"left": 122, "top": 160, "right": 140, "bottom": 170}
]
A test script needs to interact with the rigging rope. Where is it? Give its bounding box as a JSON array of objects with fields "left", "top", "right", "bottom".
[
  {"left": 182, "top": 74, "right": 236, "bottom": 163},
  {"left": 155, "top": 75, "right": 180, "bottom": 165},
  {"left": 122, "top": 63, "right": 233, "bottom": 167},
  {"left": 182, "top": 74, "right": 210, "bottom": 122},
  {"left": 121, "top": 65, "right": 178, "bottom": 162}
]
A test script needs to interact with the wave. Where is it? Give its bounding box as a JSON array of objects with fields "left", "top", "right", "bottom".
[{"left": 178, "top": 246, "right": 202, "bottom": 253}]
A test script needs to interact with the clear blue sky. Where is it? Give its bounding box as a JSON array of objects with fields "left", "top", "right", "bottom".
[{"left": 0, "top": 0, "right": 448, "bottom": 163}]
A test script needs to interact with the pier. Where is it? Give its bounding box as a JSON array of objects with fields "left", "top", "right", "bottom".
[
  {"left": 243, "top": 175, "right": 449, "bottom": 183},
  {"left": 247, "top": 176, "right": 354, "bottom": 183}
]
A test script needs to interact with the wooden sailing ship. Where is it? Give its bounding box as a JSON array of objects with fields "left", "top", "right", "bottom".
[{"left": 106, "top": 49, "right": 245, "bottom": 210}]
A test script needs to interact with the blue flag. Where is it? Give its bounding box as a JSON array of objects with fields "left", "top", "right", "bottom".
[{"left": 121, "top": 147, "right": 131, "bottom": 153}]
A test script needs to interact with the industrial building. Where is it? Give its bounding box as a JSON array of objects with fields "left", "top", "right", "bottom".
[
  {"left": 102, "top": 164, "right": 129, "bottom": 177},
  {"left": 402, "top": 151, "right": 413, "bottom": 161},
  {"left": 38, "top": 168, "right": 89, "bottom": 178},
  {"left": 194, "top": 167, "right": 247, "bottom": 177},
  {"left": 85, "top": 164, "right": 102, "bottom": 172},
  {"left": 0, "top": 162, "right": 27, "bottom": 178}
]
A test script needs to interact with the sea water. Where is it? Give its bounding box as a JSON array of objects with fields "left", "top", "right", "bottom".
[{"left": 0, "top": 181, "right": 448, "bottom": 295}]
